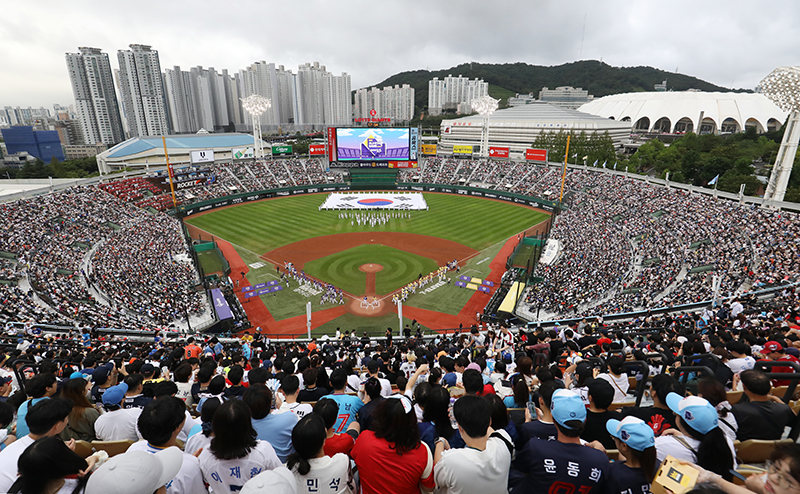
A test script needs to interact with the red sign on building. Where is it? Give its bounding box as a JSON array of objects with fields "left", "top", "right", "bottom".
[
  {"left": 525, "top": 148, "right": 548, "bottom": 162},
  {"left": 326, "top": 128, "right": 337, "bottom": 159},
  {"left": 309, "top": 144, "right": 326, "bottom": 156},
  {"left": 488, "top": 147, "right": 509, "bottom": 158}
]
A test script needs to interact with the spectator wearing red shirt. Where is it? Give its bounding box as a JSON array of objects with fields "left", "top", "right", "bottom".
[
  {"left": 760, "top": 341, "right": 800, "bottom": 386},
  {"left": 351, "top": 396, "right": 435, "bottom": 494},
  {"left": 313, "top": 399, "right": 360, "bottom": 457}
]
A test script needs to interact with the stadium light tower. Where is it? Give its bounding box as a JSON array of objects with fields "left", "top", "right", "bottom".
[
  {"left": 471, "top": 95, "right": 499, "bottom": 157},
  {"left": 760, "top": 66, "right": 800, "bottom": 207},
  {"left": 241, "top": 95, "right": 271, "bottom": 158}
]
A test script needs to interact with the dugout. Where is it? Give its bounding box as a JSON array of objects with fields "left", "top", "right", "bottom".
[{"left": 347, "top": 168, "right": 399, "bottom": 190}]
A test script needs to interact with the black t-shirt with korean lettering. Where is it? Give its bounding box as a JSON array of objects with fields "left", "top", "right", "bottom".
[
  {"left": 512, "top": 438, "right": 609, "bottom": 494},
  {"left": 518, "top": 420, "right": 558, "bottom": 448},
  {"left": 607, "top": 462, "right": 651, "bottom": 494}
]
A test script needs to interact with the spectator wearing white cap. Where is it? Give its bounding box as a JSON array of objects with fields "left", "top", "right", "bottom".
[
  {"left": 511, "top": 389, "right": 609, "bottom": 493},
  {"left": 85, "top": 447, "right": 184, "bottom": 494},
  {"left": 606, "top": 417, "right": 657, "bottom": 494},
  {"left": 655, "top": 393, "right": 735, "bottom": 481}
]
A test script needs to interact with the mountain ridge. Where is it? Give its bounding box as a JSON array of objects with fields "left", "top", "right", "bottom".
[{"left": 365, "top": 60, "right": 748, "bottom": 113}]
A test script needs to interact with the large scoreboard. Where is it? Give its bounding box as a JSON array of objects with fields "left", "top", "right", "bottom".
[{"left": 327, "top": 127, "right": 418, "bottom": 168}]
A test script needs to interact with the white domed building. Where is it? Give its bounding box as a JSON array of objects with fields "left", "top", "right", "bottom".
[{"left": 579, "top": 91, "right": 787, "bottom": 134}]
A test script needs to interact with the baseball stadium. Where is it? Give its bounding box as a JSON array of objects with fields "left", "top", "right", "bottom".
[{"left": 1, "top": 128, "right": 798, "bottom": 340}]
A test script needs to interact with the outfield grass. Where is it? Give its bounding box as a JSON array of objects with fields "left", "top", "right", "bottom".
[
  {"left": 303, "top": 244, "right": 439, "bottom": 295},
  {"left": 185, "top": 193, "right": 548, "bottom": 253}
]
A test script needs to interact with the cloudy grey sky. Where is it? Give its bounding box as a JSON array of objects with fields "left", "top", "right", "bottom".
[{"left": 3, "top": 0, "right": 799, "bottom": 107}]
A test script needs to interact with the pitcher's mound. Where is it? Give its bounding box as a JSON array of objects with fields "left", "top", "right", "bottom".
[{"left": 359, "top": 263, "right": 384, "bottom": 273}]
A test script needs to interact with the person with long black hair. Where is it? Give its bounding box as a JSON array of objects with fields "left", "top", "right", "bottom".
[
  {"left": 606, "top": 417, "right": 657, "bottom": 494},
  {"left": 419, "top": 385, "right": 456, "bottom": 451},
  {"left": 197, "top": 400, "right": 281, "bottom": 494},
  {"left": 286, "top": 413, "right": 353, "bottom": 493},
  {"left": 8, "top": 436, "right": 95, "bottom": 494},
  {"left": 351, "top": 396, "right": 435, "bottom": 494},
  {"left": 656, "top": 393, "right": 735, "bottom": 481}
]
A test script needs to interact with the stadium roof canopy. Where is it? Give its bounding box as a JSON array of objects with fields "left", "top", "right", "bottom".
[
  {"left": 97, "top": 133, "right": 255, "bottom": 174},
  {"left": 438, "top": 102, "right": 632, "bottom": 157},
  {"left": 579, "top": 91, "right": 787, "bottom": 135}
]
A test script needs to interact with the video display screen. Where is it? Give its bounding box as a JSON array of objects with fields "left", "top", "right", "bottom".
[{"left": 334, "top": 128, "right": 417, "bottom": 162}]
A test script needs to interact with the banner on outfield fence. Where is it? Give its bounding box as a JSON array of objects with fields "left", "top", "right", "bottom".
[
  {"left": 453, "top": 145, "right": 473, "bottom": 155},
  {"left": 272, "top": 145, "right": 292, "bottom": 155},
  {"left": 232, "top": 147, "right": 254, "bottom": 160},
  {"left": 309, "top": 144, "right": 326, "bottom": 156},
  {"left": 421, "top": 144, "right": 437, "bottom": 155},
  {"left": 320, "top": 192, "right": 428, "bottom": 210},
  {"left": 190, "top": 150, "right": 215, "bottom": 163},
  {"left": 489, "top": 147, "right": 509, "bottom": 158},
  {"left": 525, "top": 148, "right": 548, "bottom": 162}
]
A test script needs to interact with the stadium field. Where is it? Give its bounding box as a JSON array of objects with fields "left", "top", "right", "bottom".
[
  {"left": 185, "top": 192, "right": 550, "bottom": 334},
  {"left": 185, "top": 193, "right": 548, "bottom": 253}
]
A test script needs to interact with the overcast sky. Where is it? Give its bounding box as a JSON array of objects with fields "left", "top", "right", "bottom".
[{"left": 3, "top": 0, "right": 799, "bottom": 107}]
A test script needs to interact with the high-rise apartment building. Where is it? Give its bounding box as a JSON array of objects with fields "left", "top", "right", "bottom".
[
  {"left": 65, "top": 47, "right": 125, "bottom": 145},
  {"left": 427, "top": 75, "right": 488, "bottom": 116},
  {"left": 117, "top": 44, "right": 169, "bottom": 137},
  {"left": 354, "top": 84, "right": 414, "bottom": 122}
]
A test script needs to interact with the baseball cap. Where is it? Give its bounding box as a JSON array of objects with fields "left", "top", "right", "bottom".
[
  {"left": 85, "top": 447, "right": 183, "bottom": 494},
  {"left": 550, "top": 389, "right": 586, "bottom": 428},
  {"left": 0, "top": 376, "right": 11, "bottom": 385},
  {"left": 70, "top": 371, "right": 90, "bottom": 380},
  {"left": 466, "top": 363, "right": 481, "bottom": 372},
  {"left": 241, "top": 466, "right": 296, "bottom": 494},
  {"left": 666, "top": 392, "right": 718, "bottom": 434},
  {"left": 92, "top": 367, "right": 109, "bottom": 385},
  {"left": 764, "top": 341, "right": 784, "bottom": 353},
  {"left": 102, "top": 382, "right": 128, "bottom": 406},
  {"left": 606, "top": 416, "right": 655, "bottom": 451},
  {"left": 140, "top": 363, "right": 156, "bottom": 375}
]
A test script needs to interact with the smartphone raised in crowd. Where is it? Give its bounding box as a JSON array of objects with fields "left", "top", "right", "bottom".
[{"left": 526, "top": 401, "right": 538, "bottom": 420}]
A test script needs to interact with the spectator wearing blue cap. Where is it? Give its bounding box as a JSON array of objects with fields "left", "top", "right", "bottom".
[
  {"left": 655, "top": 393, "right": 735, "bottom": 481},
  {"left": 512, "top": 389, "right": 609, "bottom": 493},
  {"left": 606, "top": 417, "right": 657, "bottom": 494},
  {"left": 94, "top": 382, "right": 143, "bottom": 442}
]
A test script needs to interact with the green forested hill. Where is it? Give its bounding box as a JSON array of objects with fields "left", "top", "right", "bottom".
[{"left": 368, "top": 60, "right": 741, "bottom": 113}]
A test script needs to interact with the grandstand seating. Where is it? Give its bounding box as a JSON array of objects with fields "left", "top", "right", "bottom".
[{"left": 0, "top": 155, "right": 798, "bottom": 330}]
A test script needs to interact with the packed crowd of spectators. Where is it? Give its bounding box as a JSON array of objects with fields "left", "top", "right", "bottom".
[
  {"left": 0, "top": 186, "right": 204, "bottom": 331},
  {"left": 405, "top": 158, "right": 799, "bottom": 318},
  {"left": 1, "top": 289, "right": 799, "bottom": 493}
]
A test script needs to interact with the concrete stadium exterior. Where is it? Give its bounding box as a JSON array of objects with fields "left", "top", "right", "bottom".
[
  {"left": 579, "top": 91, "right": 787, "bottom": 135},
  {"left": 97, "top": 133, "right": 255, "bottom": 174},
  {"left": 437, "top": 102, "right": 633, "bottom": 158}
]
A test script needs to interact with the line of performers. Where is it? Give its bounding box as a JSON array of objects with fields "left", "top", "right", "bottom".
[
  {"left": 282, "top": 261, "right": 345, "bottom": 305},
  {"left": 338, "top": 211, "right": 411, "bottom": 227},
  {"left": 392, "top": 266, "right": 450, "bottom": 305}
]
